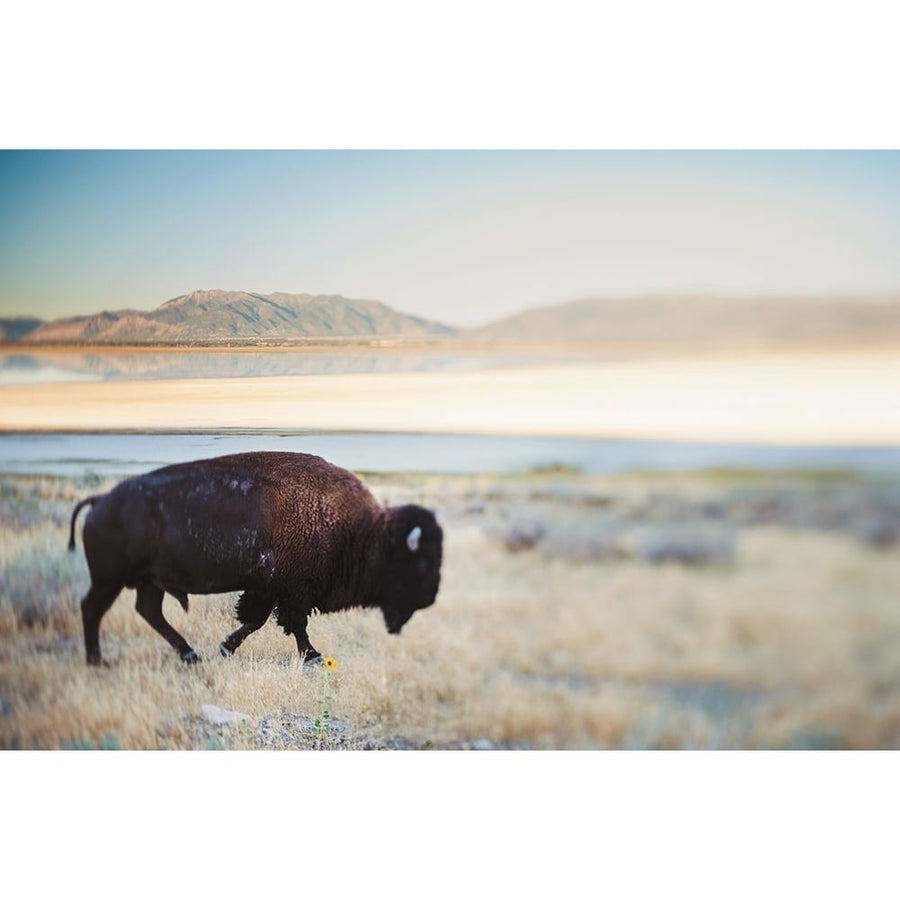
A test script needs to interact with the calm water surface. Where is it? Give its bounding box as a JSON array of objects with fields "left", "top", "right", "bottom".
[
  {"left": 1, "top": 432, "right": 898, "bottom": 478},
  {"left": 0, "top": 348, "right": 581, "bottom": 385}
]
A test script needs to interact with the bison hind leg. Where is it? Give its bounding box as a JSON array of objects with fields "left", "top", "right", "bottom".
[
  {"left": 135, "top": 583, "right": 199, "bottom": 663},
  {"left": 221, "top": 591, "right": 274, "bottom": 658},
  {"left": 81, "top": 581, "right": 124, "bottom": 666}
]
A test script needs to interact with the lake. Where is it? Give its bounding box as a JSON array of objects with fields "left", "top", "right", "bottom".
[
  {"left": 1, "top": 431, "right": 898, "bottom": 478},
  {"left": 0, "top": 347, "right": 583, "bottom": 385}
]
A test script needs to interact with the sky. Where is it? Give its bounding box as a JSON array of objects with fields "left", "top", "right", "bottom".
[{"left": 1, "top": 150, "right": 898, "bottom": 328}]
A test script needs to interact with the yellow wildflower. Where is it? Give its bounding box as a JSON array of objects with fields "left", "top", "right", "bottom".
[{"left": 323, "top": 656, "right": 337, "bottom": 671}]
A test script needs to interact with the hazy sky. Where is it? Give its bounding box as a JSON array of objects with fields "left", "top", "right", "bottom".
[{"left": 1, "top": 150, "right": 898, "bottom": 327}]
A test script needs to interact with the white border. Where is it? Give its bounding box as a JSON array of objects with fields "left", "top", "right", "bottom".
[{"left": 2, "top": 1, "right": 899, "bottom": 148}]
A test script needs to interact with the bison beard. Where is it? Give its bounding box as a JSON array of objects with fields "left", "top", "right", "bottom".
[{"left": 68, "top": 451, "right": 443, "bottom": 667}]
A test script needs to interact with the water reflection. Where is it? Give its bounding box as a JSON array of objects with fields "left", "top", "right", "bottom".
[
  {"left": 0, "top": 354, "right": 102, "bottom": 384},
  {"left": 0, "top": 348, "right": 579, "bottom": 385}
]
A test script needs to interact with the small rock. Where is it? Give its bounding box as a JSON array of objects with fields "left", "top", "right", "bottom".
[
  {"left": 472, "top": 739, "right": 495, "bottom": 751},
  {"left": 201, "top": 703, "right": 251, "bottom": 726}
]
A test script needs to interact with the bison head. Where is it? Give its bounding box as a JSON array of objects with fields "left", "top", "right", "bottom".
[{"left": 378, "top": 504, "right": 443, "bottom": 635}]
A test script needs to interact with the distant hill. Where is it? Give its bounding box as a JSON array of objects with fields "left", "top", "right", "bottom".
[
  {"left": 469, "top": 294, "right": 900, "bottom": 346},
  {"left": 0, "top": 317, "right": 43, "bottom": 342},
  {"left": 10, "top": 290, "right": 900, "bottom": 348},
  {"left": 18, "top": 290, "right": 457, "bottom": 344}
]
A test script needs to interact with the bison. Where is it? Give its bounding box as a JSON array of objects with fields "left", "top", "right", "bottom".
[{"left": 67, "top": 451, "right": 443, "bottom": 666}]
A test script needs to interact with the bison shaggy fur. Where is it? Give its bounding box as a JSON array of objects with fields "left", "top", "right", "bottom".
[{"left": 68, "top": 451, "right": 443, "bottom": 666}]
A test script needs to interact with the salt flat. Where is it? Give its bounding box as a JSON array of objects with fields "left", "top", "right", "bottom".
[{"left": 1, "top": 349, "right": 899, "bottom": 445}]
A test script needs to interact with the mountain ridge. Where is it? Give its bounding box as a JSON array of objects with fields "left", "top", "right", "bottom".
[
  {"left": 0, "top": 317, "right": 44, "bottom": 343},
  {"left": 19, "top": 290, "right": 457, "bottom": 344},
  {"left": 5, "top": 290, "right": 900, "bottom": 346},
  {"left": 470, "top": 293, "right": 900, "bottom": 345}
]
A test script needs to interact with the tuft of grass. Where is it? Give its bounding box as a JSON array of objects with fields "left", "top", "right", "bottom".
[
  {"left": 2, "top": 543, "right": 86, "bottom": 628},
  {"left": 624, "top": 467, "right": 867, "bottom": 486},
  {"left": 633, "top": 522, "right": 737, "bottom": 567},
  {"left": 60, "top": 732, "right": 122, "bottom": 751},
  {"left": 522, "top": 462, "right": 584, "bottom": 477},
  {"left": 502, "top": 517, "right": 546, "bottom": 553}
]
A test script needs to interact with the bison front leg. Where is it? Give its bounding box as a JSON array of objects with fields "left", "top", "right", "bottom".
[
  {"left": 292, "top": 631, "right": 323, "bottom": 666},
  {"left": 135, "top": 583, "right": 200, "bottom": 663},
  {"left": 220, "top": 590, "right": 274, "bottom": 657},
  {"left": 274, "top": 603, "right": 322, "bottom": 665}
]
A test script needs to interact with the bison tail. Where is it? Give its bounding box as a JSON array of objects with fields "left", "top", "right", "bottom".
[{"left": 68, "top": 495, "right": 101, "bottom": 552}]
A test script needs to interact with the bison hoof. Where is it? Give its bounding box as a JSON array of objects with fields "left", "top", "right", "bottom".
[
  {"left": 302, "top": 654, "right": 323, "bottom": 667},
  {"left": 219, "top": 642, "right": 234, "bottom": 658},
  {"left": 181, "top": 649, "right": 201, "bottom": 664}
]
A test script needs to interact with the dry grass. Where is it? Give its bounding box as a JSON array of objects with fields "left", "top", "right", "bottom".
[{"left": 2, "top": 472, "right": 900, "bottom": 750}]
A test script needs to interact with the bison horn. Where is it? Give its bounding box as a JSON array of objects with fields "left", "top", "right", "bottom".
[{"left": 406, "top": 526, "right": 422, "bottom": 552}]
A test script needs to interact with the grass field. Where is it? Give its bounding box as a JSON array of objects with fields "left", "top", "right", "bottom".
[{"left": 2, "top": 468, "right": 900, "bottom": 750}]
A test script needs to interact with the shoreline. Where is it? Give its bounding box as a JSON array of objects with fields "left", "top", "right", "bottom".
[
  {"left": 3, "top": 425, "right": 900, "bottom": 452},
  {"left": 2, "top": 351, "right": 900, "bottom": 446},
  {"left": 6, "top": 337, "right": 900, "bottom": 356}
]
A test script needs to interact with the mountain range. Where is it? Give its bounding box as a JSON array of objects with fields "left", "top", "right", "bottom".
[
  {"left": 471, "top": 293, "right": 900, "bottom": 345},
  {"left": 0, "top": 317, "right": 44, "bottom": 343},
  {"left": 6, "top": 290, "right": 456, "bottom": 345},
  {"left": 2, "top": 289, "right": 900, "bottom": 346}
]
